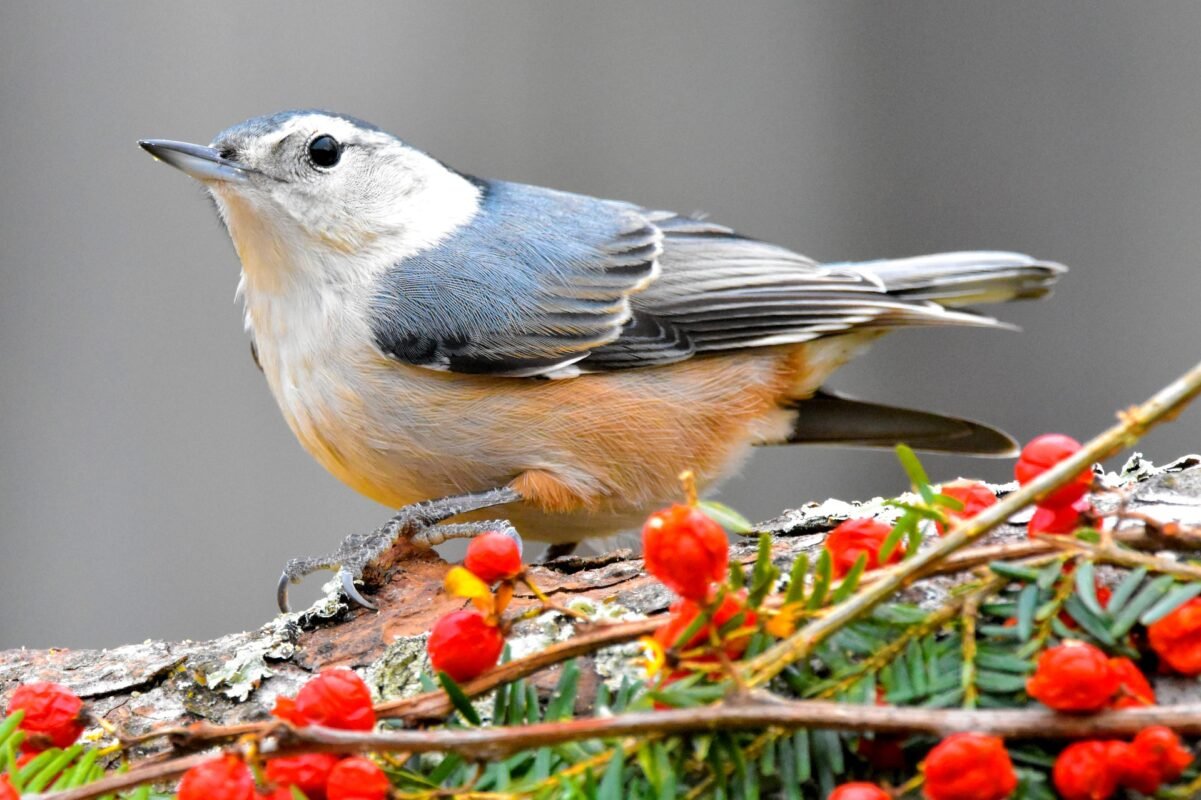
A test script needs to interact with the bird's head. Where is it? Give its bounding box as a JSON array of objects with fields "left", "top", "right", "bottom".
[{"left": 141, "top": 110, "right": 479, "bottom": 289}]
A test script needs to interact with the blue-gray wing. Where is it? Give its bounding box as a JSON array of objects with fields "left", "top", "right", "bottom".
[
  {"left": 371, "top": 179, "right": 1059, "bottom": 377},
  {"left": 369, "top": 179, "right": 661, "bottom": 377}
]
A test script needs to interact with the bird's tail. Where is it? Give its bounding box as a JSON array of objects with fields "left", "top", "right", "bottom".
[
  {"left": 781, "top": 390, "right": 1018, "bottom": 456},
  {"left": 846, "top": 251, "right": 1066, "bottom": 309}
]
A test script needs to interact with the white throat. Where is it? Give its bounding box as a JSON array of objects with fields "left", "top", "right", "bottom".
[{"left": 208, "top": 160, "right": 481, "bottom": 350}]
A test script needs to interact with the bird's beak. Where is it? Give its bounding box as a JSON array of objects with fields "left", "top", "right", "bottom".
[{"left": 138, "top": 139, "right": 253, "bottom": 183}]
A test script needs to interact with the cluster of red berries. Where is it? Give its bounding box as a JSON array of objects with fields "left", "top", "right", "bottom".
[
  {"left": 1054, "top": 726, "right": 1193, "bottom": 800},
  {"left": 1015, "top": 433, "right": 1098, "bottom": 537},
  {"left": 832, "top": 732, "right": 1018, "bottom": 800},
  {"left": 178, "top": 753, "right": 388, "bottom": 800},
  {"left": 1, "top": 682, "right": 86, "bottom": 798},
  {"left": 178, "top": 668, "right": 388, "bottom": 800},
  {"left": 1026, "top": 641, "right": 1154, "bottom": 712},
  {"left": 426, "top": 531, "right": 523, "bottom": 683},
  {"left": 642, "top": 503, "right": 764, "bottom": 681},
  {"left": 1022, "top": 641, "right": 1195, "bottom": 798}
]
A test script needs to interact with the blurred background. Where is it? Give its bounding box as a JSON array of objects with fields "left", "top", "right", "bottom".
[{"left": 2, "top": 2, "right": 1199, "bottom": 649}]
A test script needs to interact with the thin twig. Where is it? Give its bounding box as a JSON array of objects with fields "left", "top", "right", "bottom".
[
  {"left": 1040, "top": 534, "right": 1201, "bottom": 582},
  {"left": 35, "top": 701, "right": 1201, "bottom": 799},
  {"left": 377, "top": 617, "right": 657, "bottom": 720}
]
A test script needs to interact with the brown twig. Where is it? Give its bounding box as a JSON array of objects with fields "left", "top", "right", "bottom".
[
  {"left": 36, "top": 701, "right": 1201, "bottom": 800},
  {"left": 1040, "top": 534, "right": 1201, "bottom": 582},
  {"left": 376, "top": 617, "right": 658, "bottom": 721}
]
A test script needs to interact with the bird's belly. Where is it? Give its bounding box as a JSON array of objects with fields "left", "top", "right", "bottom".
[{"left": 268, "top": 341, "right": 856, "bottom": 544}]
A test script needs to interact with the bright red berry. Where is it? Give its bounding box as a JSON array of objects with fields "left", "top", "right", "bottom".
[
  {"left": 828, "top": 783, "right": 891, "bottom": 800},
  {"left": 177, "top": 755, "right": 256, "bottom": 800},
  {"left": 0, "top": 775, "right": 17, "bottom": 800},
  {"left": 653, "top": 591, "right": 758, "bottom": 660},
  {"left": 922, "top": 732, "right": 1017, "bottom": 800},
  {"left": 463, "top": 532, "right": 523, "bottom": 583},
  {"left": 1026, "top": 642, "right": 1119, "bottom": 712},
  {"left": 824, "top": 518, "right": 903, "bottom": 578},
  {"left": 1053, "top": 741, "right": 1121, "bottom": 800},
  {"left": 1113, "top": 726, "right": 1194, "bottom": 793},
  {"left": 1107, "top": 657, "right": 1155, "bottom": 709},
  {"left": 326, "top": 756, "right": 390, "bottom": 800},
  {"left": 427, "top": 609, "right": 505, "bottom": 682},
  {"left": 1148, "top": 597, "right": 1201, "bottom": 676},
  {"left": 6, "top": 681, "right": 84, "bottom": 753},
  {"left": 264, "top": 753, "right": 341, "bottom": 800},
  {"left": 1027, "top": 498, "right": 1095, "bottom": 538},
  {"left": 1015, "top": 434, "right": 1093, "bottom": 508},
  {"left": 935, "top": 481, "right": 997, "bottom": 535},
  {"left": 642, "top": 504, "right": 729, "bottom": 601},
  {"left": 271, "top": 668, "right": 376, "bottom": 731}
]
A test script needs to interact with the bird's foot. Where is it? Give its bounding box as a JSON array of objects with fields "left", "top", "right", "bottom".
[{"left": 276, "top": 486, "right": 521, "bottom": 613}]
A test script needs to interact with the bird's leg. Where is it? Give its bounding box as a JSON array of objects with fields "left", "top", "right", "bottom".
[{"left": 277, "top": 486, "right": 522, "bottom": 613}]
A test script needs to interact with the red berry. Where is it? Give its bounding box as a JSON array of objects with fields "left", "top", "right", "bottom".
[
  {"left": 653, "top": 591, "right": 758, "bottom": 660},
  {"left": 264, "top": 753, "right": 341, "bottom": 800},
  {"left": 463, "top": 532, "right": 523, "bottom": 583},
  {"left": 642, "top": 504, "right": 729, "bottom": 601},
  {"left": 1053, "top": 741, "right": 1121, "bottom": 800},
  {"left": 427, "top": 609, "right": 505, "bottom": 682},
  {"left": 271, "top": 669, "right": 375, "bottom": 731},
  {"left": 326, "top": 756, "right": 390, "bottom": 800},
  {"left": 935, "top": 481, "right": 997, "bottom": 535},
  {"left": 1027, "top": 498, "right": 1095, "bottom": 538},
  {"left": 824, "top": 518, "right": 903, "bottom": 578},
  {"left": 1106, "top": 657, "right": 1155, "bottom": 709},
  {"left": 1148, "top": 597, "right": 1201, "bottom": 676},
  {"left": 922, "top": 732, "right": 1017, "bottom": 800},
  {"left": 0, "top": 775, "right": 17, "bottom": 800},
  {"left": 828, "top": 783, "right": 891, "bottom": 800},
  {"left": 1113, "top": 726, "right": 1194, "bottom": 793},
  {"left": 177, "top": 755, "right": 256, "bottom": 800},
  {"left": 1026, "top": 642, "right": 1119, "bottom": 712},
  {"left": 6, "top": 681, "right": 84, "bottom": 753},
  {"left": 1015, "top": 434, "right": 1093, "bottom": 508}
]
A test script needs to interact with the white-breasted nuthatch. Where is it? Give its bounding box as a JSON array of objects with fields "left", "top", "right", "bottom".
[{"left": 140, "top": 110, "right": 1064, "bottom": 610}]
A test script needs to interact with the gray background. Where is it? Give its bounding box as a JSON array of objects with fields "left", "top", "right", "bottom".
[{"left": 2, "top": 2, "right": 1199, "bottom": 649}]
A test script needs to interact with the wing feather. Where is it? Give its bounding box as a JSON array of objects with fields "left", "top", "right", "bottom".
[{"left": 371, "top": 185, "right": 1048, "bottom": 378}]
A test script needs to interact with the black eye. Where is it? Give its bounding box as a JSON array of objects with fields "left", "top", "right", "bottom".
[{"left": 307, "top": 134, "right": 341, "bottom": 168}]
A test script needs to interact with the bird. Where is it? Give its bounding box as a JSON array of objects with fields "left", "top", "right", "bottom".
[{"left": 139, "top": 109, "right": 1064, "bottom": 612}]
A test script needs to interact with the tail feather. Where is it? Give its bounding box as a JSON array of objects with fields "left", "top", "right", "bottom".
[
  {"left": 845, "top": 251, "right": 1066, "bottom": 308},
  {"left": 778, "top": 389, "right": 1018, "bottom": 456}
]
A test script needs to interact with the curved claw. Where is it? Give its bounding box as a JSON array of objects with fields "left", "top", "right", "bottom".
[
  {"left": 277, "top": 571, "right": 294, "bottom": 614},
  {"left": 340, "top": 569, "right": 377, "bottom": 611}
]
